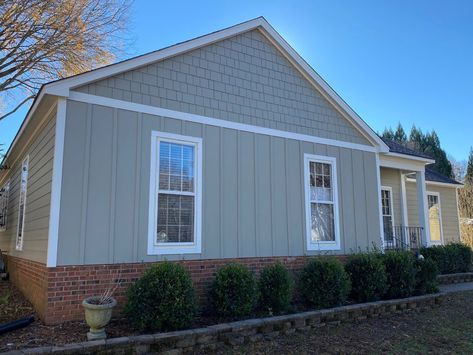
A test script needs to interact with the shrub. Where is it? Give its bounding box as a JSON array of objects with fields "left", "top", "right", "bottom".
[
  {"left": 210, "top": 264, "right": 257, "bottom": 318},
  {"left": 258, "top": 263, "right": 293, "bottom": 314},
  {"left": 345, "top": 252, "right": 387, "bottom": 302},
  {"left": 124, "top": 262, "right": 197, "bottom": 331},
  {"left": 414, "top": 258, "right": 439, "bottom": 295},
  {"left": 298, "top": 258, "right": 351, "bottom": 309},
  {"left": 420, "top": 244, "right": 472, "bottom": 274},
  {"left": 382, "top": 251, "right": 416, "bottom": 299}
]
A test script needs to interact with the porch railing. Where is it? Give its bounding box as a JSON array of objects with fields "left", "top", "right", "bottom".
[{"left": 384, "top": 226, "right": 423, "bottom": 251}]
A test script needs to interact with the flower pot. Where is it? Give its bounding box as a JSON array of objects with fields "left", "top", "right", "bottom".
[{"left": 82, "top": 296, "right": 117, "bottom": 341}]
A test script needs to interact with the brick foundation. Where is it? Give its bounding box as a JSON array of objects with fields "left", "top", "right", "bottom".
[{"left": 5, "top": 255, "right": 346, "bottom": 325}]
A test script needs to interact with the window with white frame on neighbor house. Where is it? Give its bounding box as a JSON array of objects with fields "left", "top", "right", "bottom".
[
  {"left": 0, "top": 180, "right": 10, "bottom": 231},
  {"left": 16, "top": 156, "right": 29, "bottom": 251}
]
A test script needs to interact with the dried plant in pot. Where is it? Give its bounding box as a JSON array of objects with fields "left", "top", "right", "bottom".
[{"left": 82, "top": 274, "right": 120, "bottom": 341}]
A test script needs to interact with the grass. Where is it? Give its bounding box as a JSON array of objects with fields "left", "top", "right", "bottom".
[{"left": 198, "top": 291, "right": 473, "bottom": 354}]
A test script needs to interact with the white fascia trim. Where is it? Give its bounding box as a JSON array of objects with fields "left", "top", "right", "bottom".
[
  {"left": 405, "top": 178, "right": 463, "bottom": 189},
  {"left": 42, "top": 17, "right": 386, "bottom": 152},
  {"left": 69, "top": 91, "right": 379, "bottom": 153},
  {"left": 379, "top": 154, "right": 427, "bottom": 172},
  {"left": 147, "top": 131, "right": 203, "bottom": 255},
  {"left": 384, "top": 152, "right": 435, "bottom": 164},
  {"left": 46, "top": 98, "right": 67, "bottom": 267},
  {"left": 426, "top": 191, "right": 444, "bottom": 245},
  {"left": 303, "top": 154, "right": 341, "bottom": 251}
]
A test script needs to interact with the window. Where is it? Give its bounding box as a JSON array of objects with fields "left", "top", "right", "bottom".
[
  {"left": 0, "top": 180, "right": 10, "bottom": 231},
  {"left": 148, "top": 132, "right": 202, "bottom": 255},
  {"left": 16, "top": 156, "right": 29, "bottom": 251},
  {"left": 427, "top": 192, "right": 442, "bottom": 244},
  {"left": 381, "top": 187, "right": 395, "bottom": 242},
  {"left": 304, "top": 154, "right": 340, "bottom": 250}
]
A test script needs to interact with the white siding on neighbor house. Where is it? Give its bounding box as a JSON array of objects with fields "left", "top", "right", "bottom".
[
  {"left": 406, "top": 181, "right": 460, "bottom": 244},
  {"left": 56, "top": 100, "right": 381, "bottom": 266},
  {"left": 0, "top": 109, "right": 56, "bottom": 263},
  {"left": 380, "top": 167, "right": 402, "bottom": 227},
  {"left": 76, "top": 30, "right": 371, "bottom": 146}
]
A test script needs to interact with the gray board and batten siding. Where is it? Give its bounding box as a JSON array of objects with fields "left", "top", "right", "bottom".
[{"left": 57, "top": 100, "right": 381, "bottom": 265}]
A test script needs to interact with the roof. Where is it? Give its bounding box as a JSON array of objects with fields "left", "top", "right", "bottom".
[
  {"left": 425, "top": 168, "right": 462, "bottom": 186},
  {"left": 1, "top": 17, "right": 389, "bottom": 167},
  {"left": 381, "top": 138, "right": 432, "bottom": 159}
]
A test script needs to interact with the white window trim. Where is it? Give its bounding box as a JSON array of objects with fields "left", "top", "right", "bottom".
[
  {"left": 147, "top": 131, "right": 202, "bottom": 255},
  {"left": 16, "top": 155, "right": 29, "bottom": 251},
  {"left": 427, "top": 191, "right": 443, "bottom": 245},
  {"left": 0, "top": 179, "right": 10, "bottom": 232},
  {"left": 381, "top": 186, "right": 396, "bottom": 244},
  {"left": 303, "top": 154, "right": 341, "bottom": 251}
]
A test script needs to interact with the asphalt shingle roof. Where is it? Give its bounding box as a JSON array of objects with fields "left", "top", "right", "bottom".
[{"left": 425, "top": 168, "right": 462, "bottom": 185}]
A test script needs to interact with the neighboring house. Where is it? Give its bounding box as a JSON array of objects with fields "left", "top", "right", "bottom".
[{"left": 0, "top": 17, "right": 462, "bottom": 324}]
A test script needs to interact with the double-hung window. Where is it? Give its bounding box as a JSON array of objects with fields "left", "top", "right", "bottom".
[
  {"left": 0, "top": 180, "right": 10, "bottom": 232},
  {"left": 148, "top": 132, "right": 202, "bottom": 255},
  {"left": 16, "top": 156, "right": 29, "bottom": 251},
  {"left": 304, "top": 154, "right": 340, "bottom": 250},
  {"left": 427, "top": 192, "right": 442, "bottom": 244},
  {"left": 381, "top": 187, "right": 395, "bottom": 242}
]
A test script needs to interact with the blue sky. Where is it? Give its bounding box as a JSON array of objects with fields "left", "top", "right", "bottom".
[{"left": 1, "top": 0, "right": 472, "bottom": 160}]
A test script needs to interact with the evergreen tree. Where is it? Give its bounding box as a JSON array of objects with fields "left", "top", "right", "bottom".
[
  {"left": 381, "top": 127, "right": 395, "bottom": 141},
  {"left": 409, "top": 125, "right": 424, "bottom": 151},
  {"left": 393, "top": 123, "right": 407, "bottom": 143},
  {"left": 466, "top": 147, "right": 473, "bottom": 184}
]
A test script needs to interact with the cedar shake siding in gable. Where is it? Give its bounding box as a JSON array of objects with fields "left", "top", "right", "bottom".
[
  {"left": 56, "top": 100, "right": 381, "bottom": 266},
  {"left": 75, "top": 30, "right": 371, "bottom": 146}
]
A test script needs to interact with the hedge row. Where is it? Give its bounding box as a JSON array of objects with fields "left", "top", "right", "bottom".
[
  {"left": 420, "top": 243, "right": 472, "bottom": 274},
  {"left": 123, "top": 251, "right": 440, "bottom": 332}
]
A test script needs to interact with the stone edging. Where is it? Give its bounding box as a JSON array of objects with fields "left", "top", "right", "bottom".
[
  {"left": 6, "top": 293, "right": 445, "bottom": 355},
  {"left": 438, "top": 272, "right": 473, "bottom": 285}
]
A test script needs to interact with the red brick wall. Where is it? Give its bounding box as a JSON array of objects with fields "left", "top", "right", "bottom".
[{"left": 7, "top": 255, "right": 347, "bottom": 324}]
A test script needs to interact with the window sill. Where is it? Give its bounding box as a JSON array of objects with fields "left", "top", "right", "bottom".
[
  {"left": 147, "top": 244, "right": 201, "bottom": 255},
  {"left": 307, "top": 242, "right": 341, "bottom": 251}
]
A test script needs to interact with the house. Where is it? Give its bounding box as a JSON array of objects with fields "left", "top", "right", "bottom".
[{"left": 0, "top": 17, "right": 462, "bottom": 324}]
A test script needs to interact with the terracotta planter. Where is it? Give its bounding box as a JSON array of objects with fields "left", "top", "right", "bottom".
[{"left": 82, "top": 296, "right": 117, "bottom": 340}]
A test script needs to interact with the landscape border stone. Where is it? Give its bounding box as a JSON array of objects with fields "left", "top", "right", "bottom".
[
  {"left": 438, "top": 272, "right": 473, "bottom": 285},
  {"left": 6, "top": 292, "right": 446, "bottom": 355}
]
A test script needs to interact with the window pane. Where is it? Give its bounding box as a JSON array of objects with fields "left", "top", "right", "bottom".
[
  {"left": 159, "top": 141, "right": 194, "bottom": 192},
  {"left": 157, "top": 193, "right": 194, "bottom": 243},
  {"left": 428, "top": 194, "right": 441, "bottom": 241},
  {"left": 309, "top": 161, "right": 333, "bottom": 202},
  {"left": 311, "top": 203, "right": 335, "bottom": 242}
]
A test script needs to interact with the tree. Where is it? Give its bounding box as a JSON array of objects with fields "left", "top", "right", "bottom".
[
  {"left": 381, "top": 127, "right": 395, "bottom": 141},
  {"left": 393, "top": 123, "right": 407, "bottom": 143},
  {"left": 466, "top": 148, "right": 473, "bottom": 184},
  {"left": 0, "top": 0, "right": 132, "bottom": 121},
  {"left": 449, "top": 155, "right": 467, "bottom": 182}
]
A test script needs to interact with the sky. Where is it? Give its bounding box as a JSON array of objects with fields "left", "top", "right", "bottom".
[{"left": 1, "top": 0, "right": 472, "bottom": 160}]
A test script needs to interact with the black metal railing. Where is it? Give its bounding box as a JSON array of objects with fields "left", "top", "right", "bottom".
[{"left": 383, "top": 226, "right": 423, "bottom": 251}]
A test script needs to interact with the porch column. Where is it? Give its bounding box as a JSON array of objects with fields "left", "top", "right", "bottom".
[
  {"left": 415, "top": 170, "right": 430, "bottom": 247},
  {"left": 400, "top": 173, "right": 409, "bottom": 244}
]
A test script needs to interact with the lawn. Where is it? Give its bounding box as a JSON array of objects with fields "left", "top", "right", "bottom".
[{"left": 1, "top": 281, "right": 473, "bottom": 354}]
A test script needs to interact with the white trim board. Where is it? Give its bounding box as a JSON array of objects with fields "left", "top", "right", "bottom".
[
  {"left": 41, "top": 17, "right": 388, "bottom": 152},
  {"left": 405, "top": 178, "right": 463, "bottom": 189},
  {"left": 69, "top": 91, "right": 379, "bottom": 153},
  {"left": 46, "top": 98, "right": 67, "bottom": 267}
]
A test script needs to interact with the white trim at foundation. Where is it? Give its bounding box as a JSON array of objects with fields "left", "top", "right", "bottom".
[
  {"left": 42, "top": 17, "right": 388, "bottom": 151},
  {"left": 68, "top": 91, "right": 380, "bottom": 153},
  {"left": 46, "top": 98, "right": 67, "bottom": 267}
]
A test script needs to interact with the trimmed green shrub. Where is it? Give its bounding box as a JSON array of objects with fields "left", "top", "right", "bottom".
[
  {"left": 420, "top": 244, "right": 472, "bottom": 274},
  {"left": 414, "top": 258, "right": 439, "bottom": 295},
  {"left": 124, "top": 262, "right": 197, "bottom": 331},
  {"left": 382, "top": 251, "right": 416, "bottom": 299},
  {"left": 210, "top": 264, "right": 257, "bottom": 318},
  {"left": 345, "top": 252, "right": 387, "bottom": 302},
  {"left": 298, "top": 258, "right": 351, "bottom": 309},
  {"left": 258, "top": 263, "right": 293, "bottom": 314}
]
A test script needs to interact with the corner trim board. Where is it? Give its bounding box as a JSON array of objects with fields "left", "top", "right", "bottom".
[
  {"left": 68, "top": 91, "right": 379, "bottom": 153},
  {"left": 46, "top": 98, "right": 67, "bottom": 267}
]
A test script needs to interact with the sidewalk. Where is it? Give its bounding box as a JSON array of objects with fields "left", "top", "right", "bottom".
[{"left": 439, "top": 281, "right": 473, "bottom": 293}]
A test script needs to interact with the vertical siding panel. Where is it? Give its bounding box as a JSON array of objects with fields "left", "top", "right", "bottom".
[
  {"left": 270, "top": 137, "right": 288, "bottom": 256},
  {"left": 202, "top": 125, "right": 221, "bottom": 259},
  {"left": 84, "top": 105, "right": 114, "bottom": 264},
  {"left": 221, "top": 128, "right": 238, "bottom": 258},
  {"left": 339, "top": 148, "right": 357, "bottom": 253},
  {"left": 363, "top": 152, "right": 380, "bottom": 248},
  {"left": 57, "top": 101, "right": 87, "bottom": 265},
  {"left": 238, "top": 131, "right": 256, "bottom": 257},
  {"left": 352, "top": 150, "right": 369, "bottom": 250},
  {"left": 255, "top": 135, "right": 272, "bottom": 257},
  {"left": 108, "top": 110, "right": 118, "bottom": 263},
  {"left": 113, "top": 110, "right": 139, "bottom": 262},
  {"left": 299, "top": 141, "right": 316, "bottom": 252},
  {"left": 285, "top": 139, "right": 303, "bottom": 256},
  {"left": 163, "top": 117, "right": 182, "bottom": 133}
]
